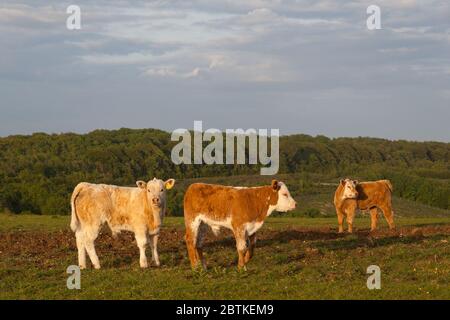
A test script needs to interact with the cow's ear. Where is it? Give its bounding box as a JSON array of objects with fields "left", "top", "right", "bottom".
[
  {"left": 271, "top": 180, "right": 279, "bottom": 191},
  {"left": 353, "top": 180, "right": 359, "bottom": 185},
  {"left": 340, "top": 179, "right": 345, "bottom": 185},
  {"left": 164, "top": 179, "right": 175, "bottom": 190},
  {"left": 136, "top": 181, "right": 147, "bottom": 189}
]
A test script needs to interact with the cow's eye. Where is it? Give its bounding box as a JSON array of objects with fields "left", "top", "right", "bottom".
[
  {"left": 160, "top": 188, "right": 164, "bottom": 192},
  {"left": 283, "top": 193, "right": 288, "bottom": 197}
]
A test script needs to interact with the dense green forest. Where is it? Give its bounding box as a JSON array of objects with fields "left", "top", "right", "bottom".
[{"left": 0, "top": 128, "right": 448, "bottom": 216}]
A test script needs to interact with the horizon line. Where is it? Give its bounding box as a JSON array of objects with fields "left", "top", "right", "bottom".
[{"left": 1, "top": 127, "right": 449, "bottom": 144}]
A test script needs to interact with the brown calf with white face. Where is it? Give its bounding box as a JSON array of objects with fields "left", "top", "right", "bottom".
[
  {"left": 334, "top": 179, "right": 395, "bottom": 233},
  {"left": 183, "top": 180, "right": 297, "bottom": 270},
  {"left": 70, "top": 178, "right": 175, "bottom": 269}
]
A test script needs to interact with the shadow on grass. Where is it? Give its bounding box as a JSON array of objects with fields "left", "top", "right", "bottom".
[
  {"left": 193, "top": 225, "right": 449, "bottom": 265},
  {"left": 408, "top": 222, "right": 450, "bottom": 227},
  {"left": 314, "top": 233, "right": 448, "bottom": 251}
]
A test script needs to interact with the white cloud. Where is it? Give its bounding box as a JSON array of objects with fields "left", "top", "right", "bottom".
[
  {"left": 80, "top": 52, "right": 156, "bottom": 65},
  {"left": 142, "top": 66, "right": 201, "bottom": 79},
  {"left": 0, "top": 4, "right": 62, "bottom": 23},
  {"left": 143, "top": 66, "right": 177, "bottom": 77},
  {"left": 64, "top": 39, "right": 108, "bottom": 50},
  {"left": 377, "top": 47, "right": 418, "bottom": 54}
]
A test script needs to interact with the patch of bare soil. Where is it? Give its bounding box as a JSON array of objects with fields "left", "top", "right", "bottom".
[{"left": 0, "top": 225, "right": 449, "bottom": 269}]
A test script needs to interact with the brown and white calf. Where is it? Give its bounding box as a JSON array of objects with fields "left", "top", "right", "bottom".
[
  {"left": 333, "top": 179, "right": 395, "bottom": 233},
  {"left": 183, "top": 180, "right": 297, "bottom": 270},
  {"left": 70, "top": 178, "right": 175, "bottom": 269}
]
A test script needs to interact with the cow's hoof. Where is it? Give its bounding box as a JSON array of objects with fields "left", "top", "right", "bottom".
[
  {"left": 192, "top": 265, "right": 206, "bottom": 274},
  {"left": 140, "top": 263, "right": 149, "bottom": 269},
  {"left": 237, "top": 265, "right": 247, "bottom": 272},
  {"left": 93, "top": 264, "right": 101, "bottom": 270},
  {"left": 79, "top": 265, "right": 86, "bottom": 270}
]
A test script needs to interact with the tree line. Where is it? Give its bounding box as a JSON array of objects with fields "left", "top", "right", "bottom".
[{"left": 0, "top": 128, "right": 448, "bottom": 215}]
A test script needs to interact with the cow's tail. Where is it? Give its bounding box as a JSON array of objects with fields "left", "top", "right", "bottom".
[
  {"left": 70, "top": 183, "right": 85, "bottom": 232},
  {"left": 382, "top": 179, "right": 393, "bottom": 193}
]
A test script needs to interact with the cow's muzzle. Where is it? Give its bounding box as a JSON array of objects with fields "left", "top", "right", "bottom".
[{"left": 152, "top": 198, "right": 161, "bottom": 206}]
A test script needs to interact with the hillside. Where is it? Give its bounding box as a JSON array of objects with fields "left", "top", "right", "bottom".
[{"left": 0, "top": 128, "right": 448, "bottom": 215}]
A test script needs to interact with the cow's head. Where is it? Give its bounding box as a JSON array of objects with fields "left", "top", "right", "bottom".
[
  {"left": 340, "top": 178, "right": 358, "bottom": 200},
  {"left": 136, "top": 178, "right": 175, "bottom": 209},
  {"left": 271, "top": 180, "right": 297, "bottom": 212}
]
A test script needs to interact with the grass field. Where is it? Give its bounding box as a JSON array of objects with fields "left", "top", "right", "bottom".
[{"left": 1, "top": 213, "right": 449, "bottom": 300}]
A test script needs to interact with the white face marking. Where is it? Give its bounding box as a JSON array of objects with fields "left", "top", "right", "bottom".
[
  {"left": 274, "top": 182, "right": 296, "bottom": 212},
  {"left": 342, "top": 179, "right": 358, "bottom": 200},
  {"left": 146, "top": 178, "right": 167, "bottom": 209}
]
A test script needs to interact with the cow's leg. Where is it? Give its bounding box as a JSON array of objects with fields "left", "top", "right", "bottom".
[
  {"left": 75, "top": 230, "right": 87, "bottom": 269},
  {"left": 196, "top": 223, "right": 208, "bottom": 269},
  {"left": 149, "top": 234, "right": 160, "bottom": 267},
  {"left": 233, "top": 227, "right": 248, "bottom": 270},
  {"left": 346, "top": 209, "right": 356, "bottom": 233},
  {"left": 380, "top": 204, "right": 395, "bottom": 230},
  {"left": 370, "top": 208, "right": 379, "bottom": 231},
  {"left": 336, "top": 209, "right": 345, "bottom": 233},
  {"left": 185, "top": 220, "right": 200, "bottom": 269},
  {"left": 135, "top": 231, "right": 149, "bottom": 268},
  {"left": 244, "top": 233, "right": 257, "bottom": 263},
  {"left": 84, "top": 228, "right": 100, "bottom": 269}
]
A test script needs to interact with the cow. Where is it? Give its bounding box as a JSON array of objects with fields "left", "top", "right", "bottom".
[
  {"left": 70, "top": 178, "right": 175, "bottom": 269},
  {"left": 333, "top": 178, "right": 395, "bottom": 233},
  {"left": 183, "top": 180, "right": 297, "bottom": 270}
]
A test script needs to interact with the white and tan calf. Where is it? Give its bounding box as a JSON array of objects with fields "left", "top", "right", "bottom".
[{"left": 70, "top": 178, "right": 175, "bottom": 269}]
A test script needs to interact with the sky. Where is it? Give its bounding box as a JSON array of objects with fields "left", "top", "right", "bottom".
[{"left": 0, "top": 0, "right": 449, "bottom": 142}]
